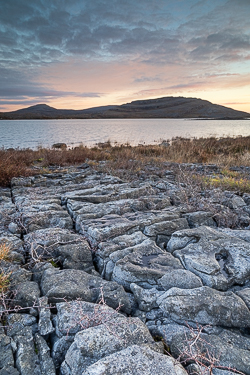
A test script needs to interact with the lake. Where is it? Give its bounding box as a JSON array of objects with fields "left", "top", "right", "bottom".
[{"left": 1, "top": 118, "right": 250, "bottom": 149}]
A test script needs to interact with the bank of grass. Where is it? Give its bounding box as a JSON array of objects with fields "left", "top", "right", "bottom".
[{"left": 1, "top": 136, "right": 250, "bottom": 188}]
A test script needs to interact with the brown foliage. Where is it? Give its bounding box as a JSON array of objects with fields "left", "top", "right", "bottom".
[{"left": 1, "top": 136, "right": 250, "bottom": 187}]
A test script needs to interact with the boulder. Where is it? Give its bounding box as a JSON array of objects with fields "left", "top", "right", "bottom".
[
  {"left": 0, "top": 334, "right": 14, "bottom": 369},
  {"left": 81, "top": 345, "right": 188, "bottom": 375},
  {"left": 60, "top": 316, "right": 159, "bottom": 374},
  {"left": 14, "top": 281, "right": 40, "bottom": 307},
  {"left": 157, "top": 286, "right": 250, "bottom": 328},
  {"left": 24, "top": 228, "right": 94, "bottom": 272},
  {"left": 157, "top": 269, "right": 203, "bottom": 291},
  {"left": 183, "top": 211, "right": 216, "bottom": 228},
  {"left": 40, "top": 267, "right": 130, "bottom": 313},
  {"left": 167, "top": 226, "right": 250, "bottom": 290},
  {"left": 171, "top": 329, "right": 250, "bottom": 375},
  {"left": 112, "top": 239, "right": 183, "bottom": 291}
]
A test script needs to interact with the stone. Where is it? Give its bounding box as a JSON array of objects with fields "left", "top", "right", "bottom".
[
  {"left": 81, "top": 345, "right": 188, "bottom": 375},
  {"left": 41, "top": 267, "right": 129, "bottom": 313},
  {"left": 95, "top": 231, "right": 148, "bottom": 278},
  {"left": 96, "top": 282, "right": 131, "bottom": 314},
  {"left": 13, "top": 326, "right": 41, "bottom": 375},
  {"left": 236, "top": 288, "right": 250, "bottom": 308},
  {"left": 157, "top": 286, "right": 250, "bottom": 328},
  {"left": 0, "top": 367, "right": 20, "bottom": 375},
  {"left": 183, "top": 211, "right": 216, "bottom": 228},
  {"left": 167, "top": 226, "right": 250, "bottom": 291},
  {"left": 7, "top": 314, "right": 38, "bottom": 337},
  {"left": 34, "top": 334, "right": 56, "bottom": 375},
  {"left": 14, "top": 281, "right": 40, "bottom": 307},
  {"left": 38, "top": 297, "right": 54, "bottom": 336},
  {"left": 0, "top": 334, "right": 14, "bottom": 369},
  {"left": 143, "top": 218, "right": 189, "bottom": 237},
  {"left": 24, "top": 228, "right": 94, "bottom": 272},
  {"left": 60, "top": 316, "right": 159, "bottom": 374},
  {"left": 157, "top": 269, "right": 203, "bottom": 291},
  {"left": 148, "top": 323, "right": 190, "bottom": 347},
  {"left": 52, "top": 143, "right": 67, "bottom": 149},
  {"left": 171, "top": 329, "right": 250, "bottom": 375},
  {"left": 14, "top": 211, "right": 73, "bottom": 233},
  {"left": 112, "top": 239, "right": 183, "bottom": 291},
  {"left": 130, "top": 283, "right": 163, "bottom": 312},
  {"left": 76, "top": 214, "right": 140, "bottom": 245},
  {"left": 222, "top": 195, "right": 246, "bottom": 209}
]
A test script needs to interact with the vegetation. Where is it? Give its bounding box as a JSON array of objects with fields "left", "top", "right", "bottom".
[
  {"left": 1, "top": 136, "right": 250, "bottom": 189},
  {"left": 0, "top": 243, "right": 11, "bottom": 293}
]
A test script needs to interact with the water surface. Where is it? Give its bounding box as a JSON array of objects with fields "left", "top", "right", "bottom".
[{"left": 1, "top": 118, "right": 250, "bottom": 149}]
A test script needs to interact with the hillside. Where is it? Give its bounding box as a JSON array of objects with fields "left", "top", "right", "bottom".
[{"left": 0, "top": 97, "right": 249, "bottom": 119}]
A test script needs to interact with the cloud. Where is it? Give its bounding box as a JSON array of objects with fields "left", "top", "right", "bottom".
[{"left": 1, "top": 0, "right": 250, "bottom": 112}]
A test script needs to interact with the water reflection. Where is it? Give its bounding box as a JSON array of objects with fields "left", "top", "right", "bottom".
[{"left": 0, "top": 118, "right": 250, "bottom": 149}]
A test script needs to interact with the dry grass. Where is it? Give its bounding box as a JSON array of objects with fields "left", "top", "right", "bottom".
[
  {"left": 0, "top": 243, "right": 11, "bottom": 293},
  {"left": 0, "top": 243, "right": 11, "bottom": 262},
  {"left": 1, "top": 135, "right": 250, "bottom": 187},
  {"left": 0, "top": 272, "right": 10, "bottom": 293}
]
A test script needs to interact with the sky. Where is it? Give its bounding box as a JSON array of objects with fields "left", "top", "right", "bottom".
[{"left": 0, "top": 0, "right": 250, "bottom": 112}]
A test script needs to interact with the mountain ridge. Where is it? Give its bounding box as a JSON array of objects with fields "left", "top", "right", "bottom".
[{"left": 0, "top": 96, "right": 249, "bottom": 119}]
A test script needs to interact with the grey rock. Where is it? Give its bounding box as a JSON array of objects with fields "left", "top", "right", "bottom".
[
  {"left": 223, "top": 195, "right": 246, "bottom": 209},
  {"left": 67, "top": 197, "right": 171, "bottom": 221},
  {"left": 35, "top": 334, "right": 56, "bottom": 375},
  {"left": 10, "top": 269, "right": 32, "bottom": 287},
  {"left": 60, "top": 316, "right": 158, "bottom": 374},
  {"left": 158, "top": 269, "right": 203, "bottom": 291},
  {"left": 167, "top": 226, "right": 250, "bottom": 291},
  {"left": 41, "top": 268, "right": 129, "bottom": 312},
  {"left": 7, "top": 314, "right": 38, "bottom": 337},
  {"left": 77, "top": 214, "right": 140, "bottom": 245},
  {"left": 38, "top": 297, "right": 54, "bottom": 336},
  {"left": 14, "top": 326, "right": 41, "bottom": 375},
  {"left": 0, "top": 367, "right": 20, "bottom": 375},
  {"left": 171, "top": 330, "right": 250, "bottom": 375},
  {"left": 96, "top": 282, "right": 131, "bottom": 314},
  {"left": 143, "top": 217, "right": 189, "bottom": 237},
  {"left": 81, "top": 345, "right": 187, "bottom": 375},
  {"left": 63, "top": 183, "right": 155, "bottom": 205},
  {"left": 8, "top": 222, "right": 21, "bottom": 235},
  {"left": 15, "top": 211, "right": 73, "bottom": 233},
  {"left": 24, "top": 228, "right": 94, "bottom": 272},
  {"left": 54, "top": 301, "right": 120, "bottom": 338},
  {"left": 112, "top": 239, "right": 183, "bottom": 291},
  {"left": 157, "top": 286, "right": 250, "bottom": 327},
  {"left": 95, "top": 231, "right": 148, "bottom": 278},
  {"left": 0, "top": 233, "right": 24, "bottom": 255},
  {"left": 51, "top": 335, "right": 73, "bottom": 370},
  {"left": 148, "top": 323, "right": 189, "bottom": 347},
  {"left": 31, "top": 262, "right": 54, "bottom": 284},
  {"left": 14, "top": 281, "right": 40, "bottom": 307},
  {"left": 218, "top": 227, "right": 250, "bottom": 242},
  {"left": 183, "top": 211, "right": 216, "bottom": 228},
  {"left": 0, "top": 334, "right": 14, "bottom": 369},
  {"left": 130, "top": 283, "right": 163, "bottom": 312},
  {"left": 41, "top": 268, "right": 98, "bottom": 303},
  {"left": 236, "top": 288, "right": 250, "bottom": 308}
]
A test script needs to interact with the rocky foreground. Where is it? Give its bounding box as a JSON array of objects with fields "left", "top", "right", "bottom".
[{"left": 0, "top": 163, "right": 250, "bottom": 374}]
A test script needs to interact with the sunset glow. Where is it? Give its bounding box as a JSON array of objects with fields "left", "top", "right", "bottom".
[{"left": 1, "top": 0, "right": 250, "bottom": 112}]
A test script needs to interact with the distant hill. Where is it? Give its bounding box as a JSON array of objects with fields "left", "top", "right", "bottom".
[{"left": 0, "top": 97, "right": 249, "bottom": 119}]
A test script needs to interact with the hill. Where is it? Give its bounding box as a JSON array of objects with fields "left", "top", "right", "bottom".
[{"left": 0, "top": 97, "right": 249, "bottom": 119}]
